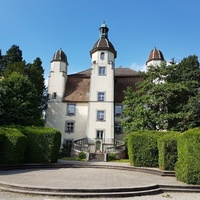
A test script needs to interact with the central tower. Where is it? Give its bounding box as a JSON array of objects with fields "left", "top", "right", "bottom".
[{"left": 86, "top": 22, "right": 117, "bottom": 153}]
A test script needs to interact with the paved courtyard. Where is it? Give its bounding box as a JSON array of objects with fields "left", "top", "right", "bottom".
[{"left": 0, "top": 161, "right": 199, "bottom": 199}]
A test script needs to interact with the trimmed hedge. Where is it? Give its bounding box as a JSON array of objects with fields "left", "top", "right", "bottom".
[
  {"left": 158, "top": 132, "right": 179, "bottom": 170},
  {"left": 128, "top": 130, "right": 167, "bottom": 167},
  {"left": 20, "top": 126, "right": 61, "bottom": 163},
  {"left": 175, "top": 128, "right": 200, "bottom": 184},
  {"left": 0, "top": 128, "right": 27, "bottom": 166}
]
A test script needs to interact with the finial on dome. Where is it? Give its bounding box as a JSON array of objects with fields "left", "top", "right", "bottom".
[{"left": 99, "top": 22, "right": 109, "bottom": 38}]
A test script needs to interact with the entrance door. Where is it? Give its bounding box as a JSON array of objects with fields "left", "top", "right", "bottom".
[{"left": 95, "top": 141, "right": 101, "bottom": 152}]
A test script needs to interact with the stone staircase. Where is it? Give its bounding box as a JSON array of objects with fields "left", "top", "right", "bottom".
[{"left": 89, "top": 153, "right": 104, "bottom": 162}]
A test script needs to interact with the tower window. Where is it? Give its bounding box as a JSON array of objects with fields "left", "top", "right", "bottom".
[
  {"left": 99, "top": 67, "right": 106, "bottom": 75},
  {"left": 96, "top": 130, "right": 104, "bottom": 139},
  {"left": 97, "top": 110, "right": 105, "bottom": 121},
  {"left": 67, "top": 104, "right": 76, "bottom": 115},
  {"left": 52, "top": 92, "right": 57, "bottom": 99},
  {"left": 65, "top": 121, "right": 75, "bottom": 133},
  {"left": 98, "top": 92, "right": 105, "bottom": 101},
  {"left": 100, "top": 52, "right": 105, "bottom": 60}
]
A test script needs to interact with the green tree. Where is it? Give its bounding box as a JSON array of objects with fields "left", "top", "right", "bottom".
[
  {"left": 0, "top": 72, "right": 43, "bottom": 126},
  {"left": 26, "top": 57, "right": 48, "bottom": 112},
  {"left": 122, "top": 55, "right": 200, "bottom": 133}
]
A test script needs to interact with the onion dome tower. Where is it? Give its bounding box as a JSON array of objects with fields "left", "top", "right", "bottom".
[
  {"left": 146, "top": 47, "right": 165, "bottom": 69},
  {"left": 90, "top": 22, "right": 117, "bottom": 59},
  {"left": 86, "top": 22, "right": 117, "bottom": 152},
  {"left": 48, "top": 49, "right": 68, "bottom": 100},
  {"left": 52, "top": 49, "right": 68, "bottom": 64}
]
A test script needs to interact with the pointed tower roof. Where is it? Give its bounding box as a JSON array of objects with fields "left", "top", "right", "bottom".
[
  {"left": 51, "top": 49, "right": 68, "bottom": 64},
  {"left": 90, "top": 22, "right": 117, "bottom": 58}
]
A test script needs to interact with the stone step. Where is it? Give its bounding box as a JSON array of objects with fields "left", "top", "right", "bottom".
[
  {"left": 89, "top": 153, "right": 104, "bottom": 162},
  {"left": 0, "top": 183, "right": 162, "bottom": 197}
]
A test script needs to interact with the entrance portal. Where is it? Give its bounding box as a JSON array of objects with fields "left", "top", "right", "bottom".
[{"left": 95, "top": 141, "right": 101, "bottom": 152}]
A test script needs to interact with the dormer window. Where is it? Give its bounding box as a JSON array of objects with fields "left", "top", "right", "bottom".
[{"left": 100, "top": 52, "right": 105, "bottom": 60}]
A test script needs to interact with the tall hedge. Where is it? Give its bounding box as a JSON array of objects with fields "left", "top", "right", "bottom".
[
  {"left": 158, "top": 132, "right": 179, "bottom": 170},
  {"left": 0, "top": 128, "right": 27, "bottom": 166},
  {"left": 175, "top": 128, "right": 200, "bottom": 184},
  {"left": 20, "top": 126, "right": 61, "bottom": 163},
  {"left": 128, "top": 130, "right": 166, "bottom": 167}
]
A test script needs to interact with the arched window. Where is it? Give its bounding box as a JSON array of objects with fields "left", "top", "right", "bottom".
[{"left": 100, "top": 52, "right": 105, "bottom": 60}]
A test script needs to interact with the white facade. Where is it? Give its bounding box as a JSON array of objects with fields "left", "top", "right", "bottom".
[{"left": 46, "top": 24, "right": 165, "bottom": 153}]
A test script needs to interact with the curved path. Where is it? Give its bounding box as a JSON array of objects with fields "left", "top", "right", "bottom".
[{"left": 0, "top": 160, "right": 200, "bottom": 198}]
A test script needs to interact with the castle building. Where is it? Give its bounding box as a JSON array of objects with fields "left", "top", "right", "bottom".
[{"left": 46, "top": 23, "right": 165, "bottom": 153}]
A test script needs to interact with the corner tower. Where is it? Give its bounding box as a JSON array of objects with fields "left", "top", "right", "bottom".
[
  {"left": 86, "top": 22, "right": 117, "bottom": 153},
  {"left": 146, "top": 47, "right": 165, "bottom": 70},
  {"left": 48, "top": 49, "right": 68, "bottom": 101}
]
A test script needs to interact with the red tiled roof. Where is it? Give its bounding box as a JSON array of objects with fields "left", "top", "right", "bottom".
[{"left": 63, "top": 68, "right": 142, "bottom": 102}]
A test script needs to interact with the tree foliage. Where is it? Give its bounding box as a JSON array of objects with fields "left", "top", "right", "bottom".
[
  {"left": 122, "top": 55, "right": 200, "bottom": 133},
  {"left": 0, "top": 45, "right": 48, "bottom": 125},
  {"left": 0, "top": 72, "right": 43, "bottom": 126}
]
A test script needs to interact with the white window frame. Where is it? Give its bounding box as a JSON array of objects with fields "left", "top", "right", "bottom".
[
  {"left": 97, "top": 110, "right": 105, "bottom": 121},
  {"left": 65, "top": 121, "right": 75, "bottom": 133},
  {"left": 96, "top": 130, "right": 104, "bottom": 139},
  {"left": 100, "top": 52, "right": 105, "bottom": 60},
  {"left": 98, "top": 66, "right": 106, "bottom": 76},
  {"left": 67, "top": 104, "right": 76, "bottom": 115},
  {"left": 98, "top": 92, "right": 105, "bottom": 101}
]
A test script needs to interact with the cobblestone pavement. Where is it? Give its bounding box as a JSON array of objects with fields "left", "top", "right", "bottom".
[{"left": 0, "top": 191, "right": 200, "bottom": 200}]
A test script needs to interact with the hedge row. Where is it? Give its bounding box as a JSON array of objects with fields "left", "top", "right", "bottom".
[
  {"left": 0, "top": 128, "right": 27, "bottom": 166},
  {"left": 175, "top": 128, "right": 200, "bottom": 184},
  {"left": 128, "top": 128, "right": 200, "bottom": 185},
  {"left": 0, "top": 126, "right": 61, "bottom": 166},
  {"left": 128, "top": 131, "right": 179, "bottom": 169}
]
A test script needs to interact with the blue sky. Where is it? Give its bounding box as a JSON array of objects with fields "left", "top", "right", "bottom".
[{"left": 1, "top": 0, "right": 200, "bottom": 80}]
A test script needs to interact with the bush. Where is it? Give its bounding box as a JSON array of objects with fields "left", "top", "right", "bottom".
[
  {"left": 158, "top": 132, "right": 179, "bottom": 170},
  {"left": 20, "top": 126, "right": 61, "bottom": 163},
  {"left": 108, "top": 153, "right": 116, "bottom": 161},
  {"left": 78, "top": 152, "right": 86, "bottom": 159},
  {"left": 128, "top": 130, "right": 168, "bottom": 167},
  {"left": 0, "top": 127, "right": 27, "bottom": 166},
  {"left": 175, "top": 128, "right": 200, "bottom": 184},
  {"left": 59, "top": 143, "right": 72, "bottom": 158}
]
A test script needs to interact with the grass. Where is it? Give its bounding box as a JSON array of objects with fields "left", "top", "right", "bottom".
[
  {"left": 109, "top": 159, "right": 129, "bottom": 162},
  {"left": 60, "top": 157, "right": 87, "bottom": 161}
]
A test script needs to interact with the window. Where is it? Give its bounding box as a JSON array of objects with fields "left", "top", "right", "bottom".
[
  {"left": 97, "top": 110, "right": 105, "bottom": 121},
  {"left": 98, "top": 92, "right": 105, "bottom": 101},
  {"left": 96, "top": 130, "right": 104, "bottom": 139},
  {"left": 115, "top": 122, "right": 122, "bottom": 134},
  {"left": 67, "top": 104, "right": 75, "bottom": 115},
  {"left": 115, "top": 105, "right": 122, "bottom": 115},
  {"left": 99, "top": 67, "right": 106, "bottom": 75},
  {"left": 65, "top": 121, "right": 75, "bottom": 133},
  {"left": 100, "top": 52, "right": 105, "bottom": 60},
  {"left": 52, "top": 92, "right": 57, "bottom": 99}
]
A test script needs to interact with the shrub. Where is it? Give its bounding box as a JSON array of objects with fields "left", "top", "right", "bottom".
[
  {"left": 59, "top": 143, "right": 72, "bottom": 158},
  {"left": 128, "top": 130, "right": 168, "bottom": 167},
  {"left": 20, "top": 126, "right": 61, "bottom": 163},
  {"left": 0, "top": 127, "right": 27, "bottom": 166},
  {"left": 78, "top": 151, "right": 86, "bottom": 159},
  {"left": 158, "top": 132, "right": 179, "bottom": 170},
  {"left": 175, "top": 128, "right": 200, "bottom": 184},
  {"left": 108, "top": 152, "right": 116, "bottom": 161}
]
